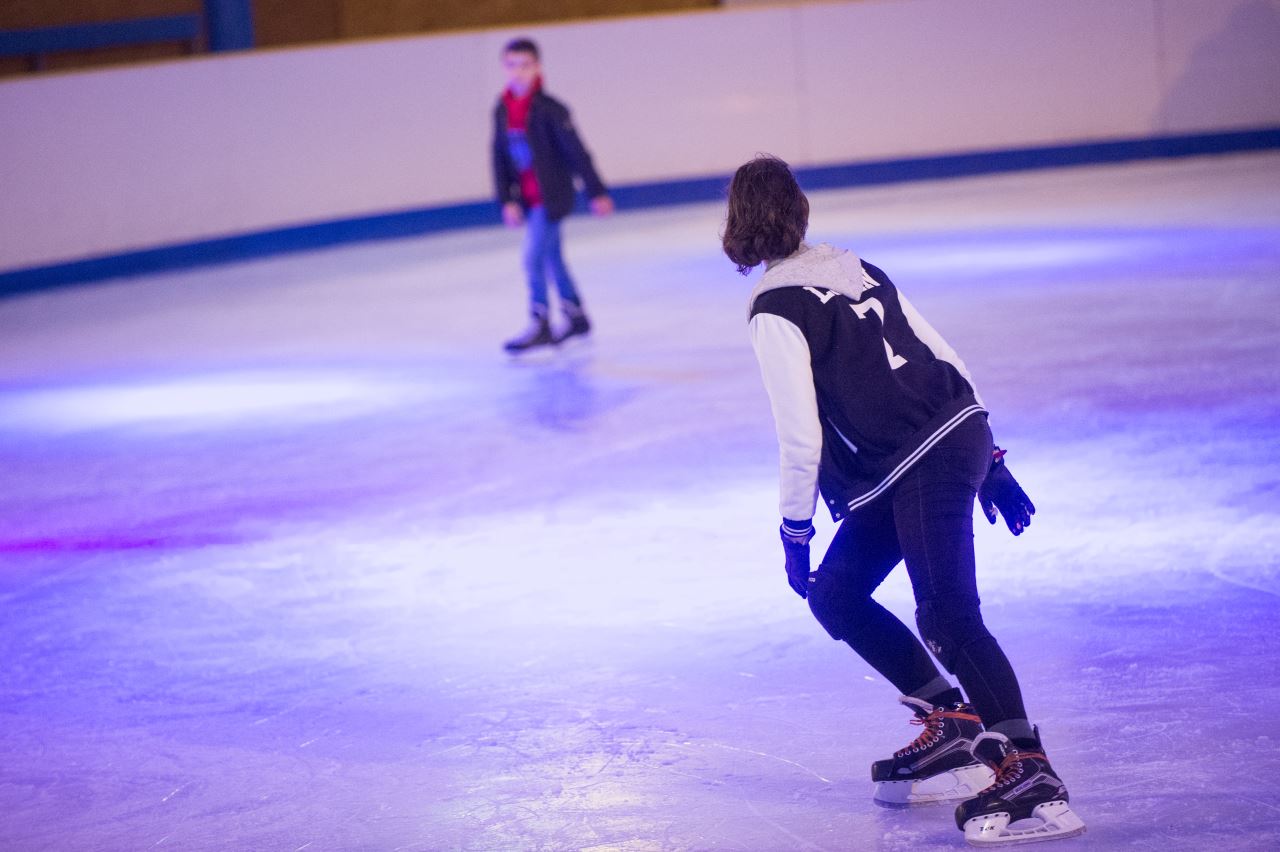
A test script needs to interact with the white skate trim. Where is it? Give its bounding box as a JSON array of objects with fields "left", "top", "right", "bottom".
[
  {"left": 874, "top": 763, "right": 994, "bottom": 808},
  {"left": 963, "top": 800, "right": 1087, "bottom": 846}
]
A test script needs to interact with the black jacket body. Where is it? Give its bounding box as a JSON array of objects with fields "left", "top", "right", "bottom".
[{"left": 492, "top": 91, "right": 607, "bottom": 222}]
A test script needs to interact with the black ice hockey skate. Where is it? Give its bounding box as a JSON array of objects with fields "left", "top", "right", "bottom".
[
  {"left": 551, "top": 302, "right": 591, "bottom": 345},
  {"left": 871, "top": 696, "right": 993, "bottom": 807},
  {"left": 955, "top": 730, "right": 1086, "bottom": 846},
  {"left": 503, "top": 310, "right": 555, "bottom": 354}
]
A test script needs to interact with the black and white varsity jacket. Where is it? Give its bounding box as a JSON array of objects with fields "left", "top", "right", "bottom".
[{"left": 748, "top": 243, "right": 987, "bottom": 523}]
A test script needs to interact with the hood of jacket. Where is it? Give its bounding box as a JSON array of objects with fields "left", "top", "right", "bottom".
[{"left": 747, "top": 242, "right": 865, "bottom": 318}]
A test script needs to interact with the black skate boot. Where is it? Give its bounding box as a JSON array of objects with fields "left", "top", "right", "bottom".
[
  {"left": 955, "top": 730, "right": 1086, "bottom": 846},
  {"left": 871, "top": 696, "right": 993, "bottom": 807},
  {"left": 552, "top": 300, "right": 591, "bottom": 345},
  {"left": 503, "top": 307, "right": 554, "bottom": 354}
]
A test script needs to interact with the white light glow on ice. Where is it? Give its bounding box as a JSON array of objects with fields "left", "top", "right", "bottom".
[{"left": 0, "top": 370, "right": 419, "bottom": 432}]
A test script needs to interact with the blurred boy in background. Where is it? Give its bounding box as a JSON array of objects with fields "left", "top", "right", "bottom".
[{"left": 492, "top": 37, "right": 613, "bottom": 354}]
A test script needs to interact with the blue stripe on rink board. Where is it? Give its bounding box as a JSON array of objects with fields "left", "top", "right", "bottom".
[
  {"left": 0, "top": 203, "right": 496, "bottom": 296},
  {"left": 3, "top": 126, "right": 1278, "bottom": 296}
]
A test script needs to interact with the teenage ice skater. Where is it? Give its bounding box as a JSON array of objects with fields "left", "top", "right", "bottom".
[
  {"left": 724, "top": 155, "right": 1085, "bottom": 846},
  {"left": 492, "top": 37, "right": 613, "bottom": 354}
]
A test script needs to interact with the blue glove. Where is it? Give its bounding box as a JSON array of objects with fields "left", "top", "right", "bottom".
[
  {"left": 979, "top": 448, "right": 1035, "bottom": 536},
  {"left": 780, "top": 519, "right": 816, "bottom": 598}
]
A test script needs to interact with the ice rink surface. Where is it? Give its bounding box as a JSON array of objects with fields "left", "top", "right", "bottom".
[{"left": 2, "top": 152, "right": 1279, "bottom": 851}]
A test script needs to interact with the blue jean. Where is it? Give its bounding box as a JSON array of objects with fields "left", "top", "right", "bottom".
[{"left": 523, "top": 206, "right": 581, "bottom": 311}]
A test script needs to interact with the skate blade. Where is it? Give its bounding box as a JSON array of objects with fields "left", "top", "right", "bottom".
[
  {"left": 874, "top": 764, "right": 995, "bottom": 808},
  {"left": 504, "top": 342, "right": 558, "bottom": 361},
  {"left": 963, "top": 800, "right": 1087, "bottom": 846},
  {"left": 554, "top": 332, "right": 592, "bottom": 351}
]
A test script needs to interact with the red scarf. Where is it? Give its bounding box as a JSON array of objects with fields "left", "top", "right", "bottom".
[
  {"left": 503, "top": 77, "right": 543, "bottom": 206},
  {"left": 502, "top": 76, "right": 540, "bottom": 130}
]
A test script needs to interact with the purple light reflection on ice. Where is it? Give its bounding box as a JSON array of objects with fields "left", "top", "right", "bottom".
[{"left": 1, "top": 155, "right": 1278, "bottom": 851}]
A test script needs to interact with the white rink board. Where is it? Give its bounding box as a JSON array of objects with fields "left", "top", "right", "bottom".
[{"left": 0, "top": 0, "right": 1278, "bottom": 272}]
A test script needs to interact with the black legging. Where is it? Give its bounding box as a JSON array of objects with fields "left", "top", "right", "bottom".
[{"left": 806, "top": 413, "right": 1028, "bottom": 727}]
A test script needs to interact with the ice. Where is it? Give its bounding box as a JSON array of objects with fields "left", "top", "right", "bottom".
[{"left": 1, "top": 152, "right": 1278, "bottom": 850}]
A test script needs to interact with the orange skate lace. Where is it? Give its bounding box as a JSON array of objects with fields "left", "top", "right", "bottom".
[
  {"left": 983, "top": 749, "right": 1047, "bottom": 792},
  {"left": 895, "top": 707, "right": 982, "bottom": 757}
]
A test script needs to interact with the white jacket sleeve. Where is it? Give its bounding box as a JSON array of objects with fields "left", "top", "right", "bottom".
[
  {"left": 750, "top": 312, "right": 823, "bottom": 522},
  {"left": 898, "top": 292, "right": 985, "bottom": 409}
]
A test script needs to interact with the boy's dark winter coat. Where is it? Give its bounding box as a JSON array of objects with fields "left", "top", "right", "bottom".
[{"left": 492, "top": 92, "right": 607, "bottom": 222}]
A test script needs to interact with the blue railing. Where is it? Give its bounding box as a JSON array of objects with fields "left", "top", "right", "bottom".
[{"left": 0, "top": 15, "right": 203, "bottom": 71}]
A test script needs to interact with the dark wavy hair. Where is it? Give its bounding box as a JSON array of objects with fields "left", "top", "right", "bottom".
[{"left": 722, "top": 155, "right": 809, "bottom": 275}]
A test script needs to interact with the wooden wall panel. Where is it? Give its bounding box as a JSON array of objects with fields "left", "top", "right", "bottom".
[
  {"left": 0, "top": 1, "right": 198, "bottom": 29},
  {"left": 0, "top": 0, "right": 718, "bottom": 38},
  {"left": 0, "top": 1, "right": 200, "bottom": 77},
  {"left": 253, "top": 0, "right": 341, "bottom": 46},
  {"left": 337, "top": 1, "right": 718, "bottom": 39}
]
